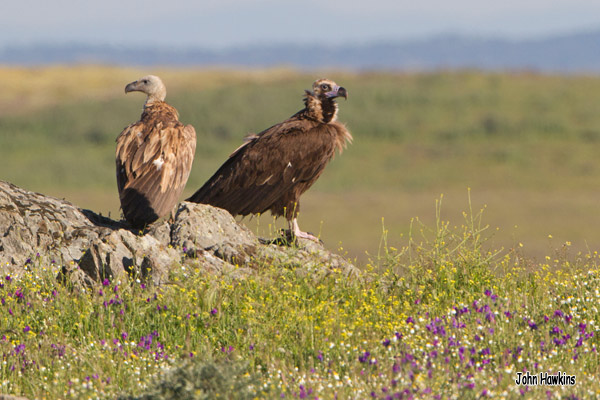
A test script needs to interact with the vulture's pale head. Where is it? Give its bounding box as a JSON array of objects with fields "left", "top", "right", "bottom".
[
  {"left": 305, "top": 79, "right": 347, "bottom": 123},
  {"left": 125, "top": 75, "right": 167, "bottom": 105},
  {"left": 312, "top": 79, "right": 347, "bottom": 100}
]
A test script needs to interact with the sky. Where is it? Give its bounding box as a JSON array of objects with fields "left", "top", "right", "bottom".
[{"left": 2, "top": 0, "right": 600, "bottom": 49}]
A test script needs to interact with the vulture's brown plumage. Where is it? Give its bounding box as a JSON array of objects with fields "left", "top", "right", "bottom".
[
  {"left": 187, "top": 78, "right": 351, "bottom": 241},
  {"left": 116, "top": 75, "right": 196, "bottom": 228}
]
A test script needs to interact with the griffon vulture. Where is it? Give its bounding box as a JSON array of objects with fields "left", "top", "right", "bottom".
[
  {"left": 187, "top": 78, "right": 351, "bottom": 241},
  {"left": 116, "top": 75, "right": 196, "bottom": 228}
]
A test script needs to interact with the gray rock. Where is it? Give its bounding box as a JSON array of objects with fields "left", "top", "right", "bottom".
[
  {"left": 0, "top": 181, "right": 108, "bottom": 266},
  {"left": 170, "top": 202, "right": 258, "bottom": 265},
  {"left": 256, "top": 240, "right": 359, "bottom": 278},
  {"left": 0, "top": 180, "right": 357, "bottom": 284}
]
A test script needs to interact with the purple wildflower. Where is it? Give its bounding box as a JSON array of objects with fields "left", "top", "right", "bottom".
[
  {"left": 14, "top": 344, "right": 25, "bottom": 355},
  {"left": 528, "top": 320, "right": 538, "bottom": 330},
  {"left": 358, "top": 351, "right": 371, "bottom": 363},
  {"left": 565, "top": 314, "right": 573, "bottom": 323}
]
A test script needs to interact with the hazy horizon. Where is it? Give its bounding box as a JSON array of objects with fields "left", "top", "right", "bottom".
[{"left": 2, "top": 0, "right": 600, "bottom": 50}]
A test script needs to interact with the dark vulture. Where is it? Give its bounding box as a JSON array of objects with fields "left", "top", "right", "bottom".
[
  {"left": 116, "top": 75, "right": 196, "bottom": 228},
  {"left": 187, "top": 78, "right": 351, "bottom": 241}
]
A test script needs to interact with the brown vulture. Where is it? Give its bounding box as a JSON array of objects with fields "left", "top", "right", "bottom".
[
  {"left": 116, "top": 75, "right": 196, "bottom": 228},
  {"left": 187, "top": 78, "right": 351, "bottom": 241}
]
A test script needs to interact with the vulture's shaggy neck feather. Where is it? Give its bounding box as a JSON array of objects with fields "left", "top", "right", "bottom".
[{"left": 304, "top": 92, "right": 338, "bottom": 123}]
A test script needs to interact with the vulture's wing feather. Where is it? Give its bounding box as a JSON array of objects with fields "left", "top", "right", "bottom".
[
  {"left": 187, "top": 117, "right": 343, "bottom": 217},
  {"left": 116, "top": 119, "right": 196, "bottom": 225}
]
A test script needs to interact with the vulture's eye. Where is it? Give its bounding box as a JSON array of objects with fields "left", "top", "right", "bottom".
[
  {"left": 321, "top": 84, "right": 330, "bottom": 91},
  {"left": 142, "top": 79, "right": 148, "bottom": 84}
]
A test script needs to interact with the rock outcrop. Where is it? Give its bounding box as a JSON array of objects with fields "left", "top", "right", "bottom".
[{"left": 0, "top": 180, "right": 357, "bottom": 283}]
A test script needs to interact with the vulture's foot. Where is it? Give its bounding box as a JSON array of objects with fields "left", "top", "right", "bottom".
[{"left": 290, "top": 218, "right": 323, "bottom": 244}]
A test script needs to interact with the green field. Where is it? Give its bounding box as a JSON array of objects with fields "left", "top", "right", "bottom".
[
  {"left": 2, "top": 66, "right": 600, "bottom": 399},
  {"left": 2, "top": 66, "right": 600, "bottom": 261},
  {"left": 1, "top": 212, "right": 599, "bottom": 399}
]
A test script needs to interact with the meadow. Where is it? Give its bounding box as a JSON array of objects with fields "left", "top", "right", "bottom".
[
  {"left": 1, "top": 208, "right": 599, "bottom": 399},
  {"left": 1, "top": 67, "right": 600, "bottom": 398},
  {"left": 2, "top": 67, "right": 600, "bottom": 261}
]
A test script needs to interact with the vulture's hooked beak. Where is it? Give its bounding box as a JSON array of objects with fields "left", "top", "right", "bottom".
[
  {"left": 124, "top": 80, "right": 142, "bottom": 94},
  {"left": 326, "top": 85, "right": 348, "bottom": 100}
]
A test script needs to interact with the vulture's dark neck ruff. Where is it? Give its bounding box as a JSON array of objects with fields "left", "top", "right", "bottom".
[{"left": 304, "top": 91, "right": 339, "bottom": 124}]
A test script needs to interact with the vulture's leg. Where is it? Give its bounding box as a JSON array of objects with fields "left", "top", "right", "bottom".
[
  {"left": 290, "top": 218, "right": 320, "bottom": 242},
  {"left": 168, "top": 208, "right": 176, "bottom": 224}
]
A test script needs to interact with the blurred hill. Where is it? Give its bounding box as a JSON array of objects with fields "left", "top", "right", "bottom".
[{"left": 2, "top": 30, "right": 600, "bottom": 72}]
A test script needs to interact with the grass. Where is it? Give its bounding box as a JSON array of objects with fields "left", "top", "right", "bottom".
[
  {"left": 2, "top": 67, "right": 600, "bottom": 261},
  {"left": 2, "top": 67, "right": 600, "bottom": 397},
  {"left": 1, "top": 202, "right": 598, "bottom": 399}
]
